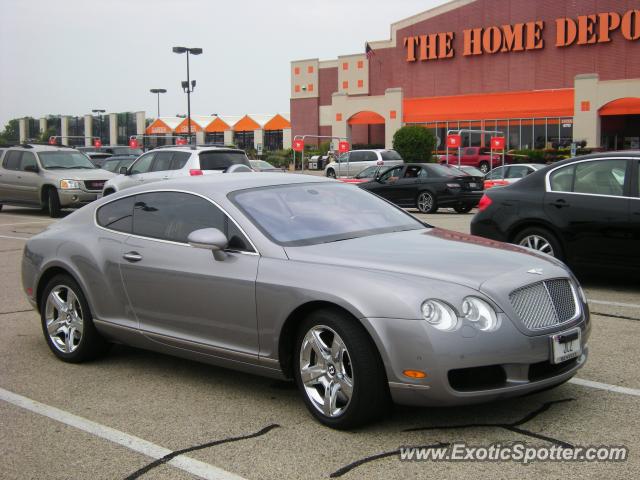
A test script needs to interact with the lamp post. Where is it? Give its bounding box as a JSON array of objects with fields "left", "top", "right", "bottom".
[
  {"left": 149, "top": 89, "right": 167, "bottom": 118},
  {"left": 172, "top": 46, "right": 202, "bottom": 145},
  {"left": 91, "top": 109, "right": 105, "bottom": 145}
]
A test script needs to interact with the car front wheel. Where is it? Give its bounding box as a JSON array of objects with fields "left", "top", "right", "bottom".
[
  {"left": 294, "top": 309, "right": 388, "bottom": 429},
  {"left": 416, "top": 191, "right": 438, "bottom": 214},
  {"left": 47, "top": 188, "right": 62, "bottom": 218},
  {"left": 479, "top": 161, "right": 490, "bottom": 174},
  {"left": 326, "top": 169, "right": 336, "bottom": 178},
  {"left": 513, "top": 227, "right": 563, "bottom": 259}
]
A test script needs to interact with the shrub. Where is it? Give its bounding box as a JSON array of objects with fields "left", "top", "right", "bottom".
[{"left": 392, "top": 126, "right": 436, "bottom": 163}]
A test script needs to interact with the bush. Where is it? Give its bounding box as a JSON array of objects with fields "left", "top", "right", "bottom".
[{"left": 392, "top": 126, "right": 436, "bottom": 163}]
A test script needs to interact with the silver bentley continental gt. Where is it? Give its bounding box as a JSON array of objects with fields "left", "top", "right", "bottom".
[{"left": 21, "top": 173, "right": 590, "bottom": 429}]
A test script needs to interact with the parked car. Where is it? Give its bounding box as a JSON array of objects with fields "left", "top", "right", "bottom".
[
  {"left": 250, "top": 160, "right": 284, "bottom": 172},
  {"left": 359, "top": 163, "right": 484, "bottom": 213},
  {"left": 439, "top": 146, "right": 513, "bottom": 174},
  {"left": 0, "top": 144, "right": 113, "bottom": 217},
  {"left": 324, "top": 149, "right": 403, "bottom": 178},
  {"left": 99, "top": 155, "right": 137, "bottom": 174},
  {"left": 338, "top": 165, "right": 390, "bottom": 184},
  {"left": 484, "top": 164, "right": 545, "bottom": 189},
  {"left": 471, "top": 152, "right": 640, "bottom": 271},
  {"left": 102, "top": 146, "right": 253, "bottom": 195},
  {"left": 79, "top": 146, "right": 144, "bottom": 157},
  {"left": 22, "top": 173, "right": 589, "bottom": 429}
]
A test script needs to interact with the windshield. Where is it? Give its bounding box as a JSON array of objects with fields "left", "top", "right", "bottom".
[
  {"left": 39, "top": 151, "right": 96, "bottom": 169},
  {"left": 380, "top": 150, "right": 403, "bottom": 161},
  {"left": 231, "top": 182, "right": 424, "bottom": 247},
  {"left": 103, "top": 158, "right": 135, "bottom": 172},
  {"left": 199, "top": 151, "right": 250, "bottom": 170},
  {"left": 461, "top": 166, "right": 485, "bottom": 176}
]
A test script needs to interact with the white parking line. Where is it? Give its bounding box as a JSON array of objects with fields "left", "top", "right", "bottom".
[
  {"left": 570, "top": 378, "right": 640, "bottom": 397},
  {"left": 0, "top": 387, "right": 246, "bottom": 480},
  {"left": 588, "top": 299, "right": 640, "bottom": 310},
  {"left": 0, "top": 234, "right": 29, "bottom": 241}
]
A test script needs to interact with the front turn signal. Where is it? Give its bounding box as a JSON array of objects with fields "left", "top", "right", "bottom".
[{"left": 403, "top": 370, "right": 427, "bottom": 379}]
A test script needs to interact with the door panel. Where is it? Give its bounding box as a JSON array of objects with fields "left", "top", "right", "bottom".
[
  {"left": 14, "top": 152, "right": 41, "bottom": 204},
  {"left": 0, "top": 151, "right": 22, "bottom": 202}
]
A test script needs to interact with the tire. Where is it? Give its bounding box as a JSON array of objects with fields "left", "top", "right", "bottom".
[
  {"left": 416, "top": 191, "right": 438, "bottom": 214},
  {"left": 453, "top": 204, "right": 473, "bottom": 214},
  {"left": 513, "top": 227, "right": 563, "bottom": 260},
  {"left": 326, "top": 169, "right": 336, "bottom": 179},
  {"left": 47, "top": 188, "right": 62, "bottom": 218},
  {"left": 293, "top": 309, "right": 389, "bottom": 429},
  {"left": 479, "top": 161, "right": 490, "bottom": 174},
  {"left": 40, "top": 274, "right": 110, "bottom": 363}
]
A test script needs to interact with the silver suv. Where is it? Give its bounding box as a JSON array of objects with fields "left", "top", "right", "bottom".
[
  {"left": 324, "top": 149, "right": 404, "bottom": 178},
  {"left": 0, "top": 144, "right": 114, "bottom": 217},
  {"left": 102, "top": 146, "right": 253, "bottom": 195}
]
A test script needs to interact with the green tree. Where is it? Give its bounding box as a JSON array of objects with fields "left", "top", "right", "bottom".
[
  {"left": 392, "top": 125, "right": 436, "bottom": 163},
  {"left": 0, "top": 119, "right": 20, "bottom": 144}
]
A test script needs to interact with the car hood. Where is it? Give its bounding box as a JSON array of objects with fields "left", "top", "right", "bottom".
[
  {"left": 47, "top": 168, "right": 114, "bottom": 180},
  {"left": 284, "top": 228, "right": 568, "bottom": 291}
]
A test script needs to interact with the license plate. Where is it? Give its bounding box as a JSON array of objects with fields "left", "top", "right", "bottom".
[{"left": 550, "top": 329, "right": 581, "bottom": 364}]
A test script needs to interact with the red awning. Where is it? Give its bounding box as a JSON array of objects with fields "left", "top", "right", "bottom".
[
  {"left": 599, "top": 97, "right": 640, "bottom": 116},
  {"left": 348, "top": 111, "right": 385, "bottom": 125}
]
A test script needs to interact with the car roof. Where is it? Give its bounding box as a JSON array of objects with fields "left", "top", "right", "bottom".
[
  {"left": 6, "top": 144, "right": 78, "bottom": 153},
  {"left": 150, "top": 145, "right": 245, "bottom": 154}
]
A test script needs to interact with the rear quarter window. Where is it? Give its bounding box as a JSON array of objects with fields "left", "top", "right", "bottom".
[
  {"left": 198, "top": 151, "right": 250, "bottom": 171},
  {"left": 96, "top": 196, "right": 136, "bottom": 233}
]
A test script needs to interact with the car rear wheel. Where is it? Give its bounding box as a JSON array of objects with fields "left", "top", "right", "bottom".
[
  {"left": 453, "top": 204, "right": 473, "bottom": 214},
  {"left": 513, "top": 227, "right": 563, "bottom": 259},
  {"left": 41, "top": 274, "right": 110, "bottom": 363},
  {"left": 416, "top": 191, "right": 438, "bottom": 214},
  {"left": 326, "top": 169, "right": 336, "bottom": 178},
  {"left": 294, "top": 309, "right": 388, "bottom": 429},
  {"left": 47, "top": 188, "right": 62, "bottom": 218},
  {"left": 479, "top": 161, "right": 490, "bottom": 174}
]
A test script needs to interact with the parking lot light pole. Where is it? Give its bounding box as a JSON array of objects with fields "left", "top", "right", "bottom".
[
  {"left": 172, "top": 46, "right": 203, "bottom": 145},
  {"left": 91, "top": 109, "right": 105, "bottom": 144},
  {"left": 149, "top": 89, "right": 167, "bottom": 118}
]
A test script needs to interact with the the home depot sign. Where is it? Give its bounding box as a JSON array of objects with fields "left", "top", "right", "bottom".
[{"left": 404, "top": 9, "right": 639, "bottom": 62}]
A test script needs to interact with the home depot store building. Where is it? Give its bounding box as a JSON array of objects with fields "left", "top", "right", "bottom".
[{"left": 291, "top": 0, "right": 640, "bottom": 151}]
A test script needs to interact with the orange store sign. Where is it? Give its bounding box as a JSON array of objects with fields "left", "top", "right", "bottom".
[{"left": 404, "top": 9, "right": 639, "bottom": 62}]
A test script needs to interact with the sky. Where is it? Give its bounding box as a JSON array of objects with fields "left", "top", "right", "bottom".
[{"left": 0, "top": 0, "right": 450, "bottom": 130}]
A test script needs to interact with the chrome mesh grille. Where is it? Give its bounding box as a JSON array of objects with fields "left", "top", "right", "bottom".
[{"left": 509, "top": 279, "right": 578, "bottom": 331}]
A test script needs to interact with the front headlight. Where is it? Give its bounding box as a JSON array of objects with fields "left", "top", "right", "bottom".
[
  {"left": 461, "top": 297, "right": 499, "bottom": 332},
  {"left": 60, "top": 179, "right": 82, "bottom": 190},
  {"left": 421, "top": 299, "right": 458, "bottom": 331}
]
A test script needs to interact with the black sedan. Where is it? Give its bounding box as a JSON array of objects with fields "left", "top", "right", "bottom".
[
  {"left": 471, "top": 152, "right": 640, "bottom": 271},
  {"left": 358, "top": 163, "right": 484, "bottom": 213}
]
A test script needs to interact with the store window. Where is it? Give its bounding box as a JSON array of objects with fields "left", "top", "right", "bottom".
[
  {"left": 534, "top": 119, "right": 546, "bottom": 149},
  {"left": 508, "top": 120, "right": 520, "bottom": 150},
  {"left": 560, "top": 119, "right": 574, "bottom": 148},
  {"left": 234, "top": 131, "right": 254, "bottom": 150},
  {"left": 264, "top": 130, "right": 283, "bottom": 151},
  {"left": 205, "top": 132, "right": 225, "bottom": 145}
]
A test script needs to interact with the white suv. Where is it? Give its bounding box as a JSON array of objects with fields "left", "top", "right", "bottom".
[
  {"left": 102, "top": 146, "right": 253, "bottom": 195},
  {"left": 324, "top": 149, "right": 404, "bottom": 178}
]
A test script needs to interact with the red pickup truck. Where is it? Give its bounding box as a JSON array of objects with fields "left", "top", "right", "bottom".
[{"left": 438, "top": 147, "right": 512, "bottom": 174}]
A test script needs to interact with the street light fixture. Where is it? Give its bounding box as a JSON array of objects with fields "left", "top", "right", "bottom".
[
  {"left": 91, "top": 109, "right": 106, "bottom": 145},
  {"left": 149, "top": 89, "right": 167, "bottom": 118},
  {"left": 172, "top": 46, "right": 203, "bottom": 145}
]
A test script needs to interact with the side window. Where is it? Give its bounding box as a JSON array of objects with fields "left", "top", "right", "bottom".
[
  {"left": 464, "top": 148, "right": 475, "bottom": 156},
  {"left": 151, "top": 151, "right": 173, "bottom": 172},
  {"left": 403, "top": 166, "right": 422, "bottom": 178},
  {"left": 363, "top": 151, "right": 378, "bottom": 161},
  {"left": 170, "top": 152, "right": 191, "bottom": 170},
  {"left": 130, "top": 153, "right": 155, "bottom": 174},
  {"left": 337, "top": 153, "right": 348, "bottom": 163},
  {"left": 549, "top": 165, "right": 575, "bottom": 192},
  {"left": 349, "top": 151, "right": 365, "bottom": 162},
  {"left": 418, "top": 168, "right": 429, "bottom": 178},
  {"left": 507, "top": 165, "right": 530, "bottom": 179},
  {"left": 3, "top": 151, "right": 22, "bottom": 170},
  {"left": 96, "top": 196, "right": 136, "bottom": 233},
  {"left": 21, "top": 152, "right": 37, "bottom": 171},
  {"left": 378, "top": 166, "right": 403, "bottom": 183},
  {"left": 132, "top": 192, "right": 253, "bottom": 251},
  {"left": 486, "top": 167, "right": 505, "bottom": 180},
  {"left": 574, "top": 159, "right": 627, "bottom": 197}
]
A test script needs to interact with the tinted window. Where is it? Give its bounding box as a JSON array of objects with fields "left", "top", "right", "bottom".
[
  {"left": 550, "top": 165, "right": 575, "bottom": 192},
  {"left": 404, "top": 166, "right": 422, "bottom": 178},
  {"left": 170, "top": 152, "right": 191, "bottom": 170},
  {"left": 507, "top": 165, "right": 532, "bottom": 179},
  {"left": 97, "top": 196, "right": 135, "bottom": 233},
  {"left": 424, "top": 164, "right": 460, "bottom": 177},
  {"left": 486, "top": 167, "right": 506, "bottom": 180},
  {"left": 354, "top": 166, "right": 380, "bottom": 179},
  {"left": 574, "top": 159, "right": 627, "bottom": 197},
  {"left": 380, "top": 150, "right": 403, "bottom": 161},
  {"left": 363, "top": 151, "right": 378, "bottom": 161},
  {"left": 3, "top": 151, "right": 22, "bottom": 170},
  {"left": 378, "top": 165, "right": 403, "bottom": 183},
  {"left": 130, "top": 153, "right": 155, "bottom": 174},
  {"left": 349, "top": 151, "right": 366, "bottom": 162},
  {"left": 21, "top": 152, "right": 37, "bottom": 171},
  {"left": 151, "top": 151, "right": 173, "bottom": 172},
  {"left": 464, "top": 148, "right": 475, "bottom": 156},
  {"left": 198, "top": 151, "right": 250, "bottom": 171}
]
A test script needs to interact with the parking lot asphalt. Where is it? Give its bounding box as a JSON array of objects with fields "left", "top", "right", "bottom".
[{"left": 1, "top": 205, "right": 639, "bottom": 480}]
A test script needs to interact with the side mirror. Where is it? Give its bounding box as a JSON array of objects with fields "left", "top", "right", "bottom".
[
  {"left": 24, "top": 165, "right": 39, "bottom": 173},
  {"left": 119, "top": 166, "right": 129, "bottom": 175},
  {"left": 187, "top": 228, "right": 228, "bottom": 261}
]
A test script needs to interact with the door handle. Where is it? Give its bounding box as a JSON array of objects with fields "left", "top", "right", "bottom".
[
  {"left": 550, "top": 199, "right": 570, "bottom": 208},
  {"left": 123, "top": 252, "right": 143, "bottom": 262}
]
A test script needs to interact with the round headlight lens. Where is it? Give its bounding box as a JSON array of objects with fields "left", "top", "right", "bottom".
[
  {"left": 421, "top": 300, "right": 458, "bottom": 331},
  {"left": 461, "top": 297, "right": 499, "bottom": 332}
]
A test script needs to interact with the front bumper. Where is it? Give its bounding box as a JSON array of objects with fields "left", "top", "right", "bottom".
[
  {"left": 57, "top": 189, "right": 100, "bottom": 207},
  {"left": 362, "top": 313, "right": 590, "bottom": 407}
]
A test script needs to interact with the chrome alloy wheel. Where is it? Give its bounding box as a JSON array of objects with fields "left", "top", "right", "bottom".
[
  {"left": 519, "top": 234, "right": 555, "bottom": 256},
  {"left": 44, "top": 285, "right": 84, "bottom": 353},
  {"left": 417, "top": 192, "right": 434, "bottom": 213},
  {"left": 299, "top": 325, "right": 354, "bottom": 418}
]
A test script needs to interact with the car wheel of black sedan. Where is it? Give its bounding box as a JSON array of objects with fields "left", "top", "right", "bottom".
[
  {"left": 41, "top": 274, "right": 110, "bottom": 362},
  {"left": 453, "top": 204, "right": 473, "bottom": 214},
  {"left": 513, "top": 227, "right": 563, "bottom": 260},
  {"left": 479, "top": 161, "right": 490, "bottom": 174},
  {"left": 416, "top": 191, "right": 438, "bottom": 214},
  {"left": 294, "top": 309, "right": 388, "bottom": 429}
]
